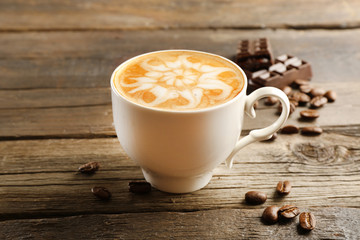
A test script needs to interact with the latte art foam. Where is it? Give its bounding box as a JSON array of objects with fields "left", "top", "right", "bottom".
[{"left": 113, "top": 51, "right": 244, "bottom": 110}]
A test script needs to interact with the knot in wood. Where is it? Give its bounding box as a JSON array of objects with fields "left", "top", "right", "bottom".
[{"left": 292, "top": 143, "right": 351, "bottom": 165}]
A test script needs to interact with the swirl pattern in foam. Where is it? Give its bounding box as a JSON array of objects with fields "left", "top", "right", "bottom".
[{"left": 113, "top": 51, "right": 244, "bottom": 110}]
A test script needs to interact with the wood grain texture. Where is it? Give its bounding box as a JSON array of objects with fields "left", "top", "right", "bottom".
[
  {"left": 1, "top": 132, "right": 359, "bottom": 219},
  {"left": 1, "top": 29, "right": 360, "bottom": 90},
  {"left": 1, "top": 82, "right": 358, "bottom": 138},
  {"left": 1, "top": 0, "right": 360, "bottom": 30},
  {"left": 0, "top": 88, "right": 110, "bottom": 109},
  {"left": 0, "top": 208, "right": 359, "bottom": 240}
]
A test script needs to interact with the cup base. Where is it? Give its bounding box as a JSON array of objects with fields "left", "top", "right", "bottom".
[{"left": 141, "top": 168, "right": 213, "bottom": 193}]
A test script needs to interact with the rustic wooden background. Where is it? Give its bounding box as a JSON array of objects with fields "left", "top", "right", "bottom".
[{"left": 1, "top": 0, "right": 360, "bottom": 239}]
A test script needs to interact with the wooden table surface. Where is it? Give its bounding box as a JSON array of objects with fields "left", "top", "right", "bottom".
[{"left": 1, "top": 1, "right": 360, "bottom": 239}]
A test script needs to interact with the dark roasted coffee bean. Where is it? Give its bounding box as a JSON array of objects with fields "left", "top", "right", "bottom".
[
  {"left": 276, "top": 181, "right": 292, "bottom": 195},
  {"left": 277, "top": 101, "right": 296, "bottom": 115},
  {"left": 129, "top": 181, "right": 152, "bottom": 194},
  {"left": 78, "top": 162, "right": 100, "bottom": 174},
  {"left": 279, "top": 205, "right": 300, "bottom": 219},
  {"left": 298, "top": 93, "right": 311, "bottom": 105},
  {"left": 289, "top": 92, "right": 300, "bottom": 103},
  {"left": 310, "top": 96, "right": 328, "bottom": 108},
  {"left": 91, "top": 186, "right": 111, "bottom": 200},
  {"left": 299, "top": 212, "right": 316, "bottom": 230},
  {"left": 245, "top": 191, "right": 267, "bottom": 205},
  {"left": 292, "top": 79, "right": 310, "bottom": 88},
  {"left": 299, "top": 84, "right": 313, "bottom": 94},
  {"left": 262, "top": 132, "right": 277, "bottom": 142},
  {"left": 288, "top": 97, "right": 299, "bottom": 108},
  {"left": 282, "top": 86, "right": 292, "bottom": 96},
  {"left": 253, "top": 100, "right": 259, "bottom": 109},
  {"left": 262, "top": 206, "right": 280, "bottom": 224},
  {"left": 301, "top": 126, "right": 323, "bottom": 136},
  {"left": 280, "top": 125, "right": 299, "bottom": 134},
  {"left": 324, "top": 90, "right": 337, "bottom": 102},
  {"left": 265, "top": 96, "right": 279, "bottom": 106},
  {"left": 310, "top": 88, "right": 326, "bottom": 97},
  {"left": 300, "top": 109, "right": 319, "bottom": 120}
]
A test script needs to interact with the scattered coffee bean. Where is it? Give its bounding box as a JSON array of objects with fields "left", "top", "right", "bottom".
[
  {"left": 279, "top": 205, "right": 300, "bottom": 219},
  {"left": 277, "top": 101, "right": 296, "bottom": 115},
  {"left": 265, "top": 96, "right": 279, "bottom": 106},
  {"left": 276, "top": 181, "right": 292, "bottom": 195},
  {"left": 262, "top": 132, "right": 277, "bottom": 142},
  {"left": 253, "top": 100, "right": 259, "bottom": 109},
  {"left": 299, "top": 212, "right": 316, "bottom": 231},
  {"left": 310, "top": 96, "right": 328, "bottom": 108},
  {"left": 129, "top": 181, "right": 152, "bottom": 194},
  {"left": 262, "top": 206, "right": 280, "bottom": 224},
  {"left": 299, "top": 84, "right": 312, "bottom": 94},
  {"left": 282, "top": 86, "right": 292, "bottom": 96},
  {"left": 245, "top": 191, "right": 267, "bottom": 205},
  {"left": 78, "top": 162, "right": 100, "bottom": 174},
  {"left": 300, "top": 109, "right": 319, "bottom": 120},
  {"left": 290, "top": 99, "right": 299, "bottom": 107},
  {"left": 324, "top": 90, "right": 337, "bottom": 102},
  {"left": 292, "top": 79, "right": 310, "bottom": 88},
  {"left": 280, "top": 125, "right": 299, "bottom": 134},
  {"left": 289, "top": 92, "right": 302, "bottom": 103},
  {"left": 91, "top": 186, "right": 111, "bottom": 200},
  {"left": 301, "top": 126, "right": 323, "bottom": 136},
  {"left": 310, "top": 88, "right": 326, "bottom": 97},
  {"left": 298, "top": 93, "right": 311, "bottom": 105}
]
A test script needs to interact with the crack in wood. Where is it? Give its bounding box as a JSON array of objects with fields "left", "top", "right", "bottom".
[{"left": 1, "top": 22, "right": 360, "bottom": 33}]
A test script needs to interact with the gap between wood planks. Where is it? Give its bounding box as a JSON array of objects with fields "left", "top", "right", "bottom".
[
  {"left": 1, "top": 22, "right": 360, "bottom": 32},
  {"left": 0, "top": 125, "right": 359, "bottom": 141}
]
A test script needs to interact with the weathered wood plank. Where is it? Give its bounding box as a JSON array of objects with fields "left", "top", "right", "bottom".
[
  {"left": 0, "top": 133, "right": 359, "bottom": 218},
  {"left": 1, "top": 29, "right": 360, "bottom": 90},
  {"left": 0, "top": 88, "right": 110, "bottom": 109},
  {"left": 0, "top": 208, "right": 359, "bottom": 240},
  {"left": 0, "top": 82, "right": 358, "bottom": 137},
  {"left": 0, "top": 0, "right": 360, "bottom": 30},
  {"left": 0, "top": 58, "right": 124, "bottom": 90}
]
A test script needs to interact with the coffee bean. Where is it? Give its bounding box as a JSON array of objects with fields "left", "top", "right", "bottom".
[
  {"left": 300, "top": 109, "right": 319, "bottom": 120},
  {"left": 262, "top": 206, "right": 280, "bottom": 224},
  {"left": 299, "top": 84, "right": 313, "bottom": 94},
  {"left": 291, "top": 101, "right": 299, "bottom": 111},
  {"left": 324, "top": 90, "right": 337, "bottom": 102},
  {"left": 310, "top": 96, "right": 328, "bottom": 108},
  {"left": 277, "top": 101, "right": 296, "bottom": 115},
  {"left": 253, "top": 100, "right": 259, "bottom": 109},
  {"left": 280, "top": 125, "right": 299, "bottom": 134},
  {"left": 279, "top": 205, "right": 300, "bottom": 219},
  {"left": 262, "top": 132, "right": 277, "bottom": 142},
  {"left": 289, "top": 92, "right": 300, "bottom": 102},
  {"left": 292, "top": 79, "right": 310, "bottom": 88},
  {"left": 310, "top": 88, "right": 326, "bottom": 97},
  {"left": 91, "top": 186, "right": 111, "bottom": 200},
  {"left": 298, "top": 93, "right": 311, "bottom": 105},
  {"left": 301, "top": 126, "right": 323, "bottom": 136},
  {"left": 245, "top": 191, "right": 267, "bottom": 205},
  {"left": 299, "top": 212, "right": 316, "bottom": 230},
  {"left": 78, "top": 162, "right": 100, "bottom": 174},
  {"left": 276, "top": 181, "right": 292, "bottom": 195},
  {"left": 129, "top": 181, "right": 152, "bottom": 194},
  {"left": 282, "top": 86, "right": 292, "bottom": 96},
  {"left": 265, "top": 96, "right": 279, "bottom": 106}
]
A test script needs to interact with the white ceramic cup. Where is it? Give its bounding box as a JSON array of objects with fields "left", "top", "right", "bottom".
[{"left": 111, "top": 50, "right": 290, "bottom": 193}]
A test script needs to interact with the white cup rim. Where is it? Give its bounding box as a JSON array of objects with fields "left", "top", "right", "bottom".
[{"left": 110, "top": 49, "right": 248, "bottom": 113}]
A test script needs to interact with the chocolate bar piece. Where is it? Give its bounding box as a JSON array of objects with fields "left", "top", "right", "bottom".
[
  {"left": 236, "top": 38, "right": 274, "bottom": 71},
  {"left": 246, "top": 54, "right": 313, "bottom": 93}
]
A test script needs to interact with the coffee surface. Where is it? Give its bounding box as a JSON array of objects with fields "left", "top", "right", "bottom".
[{"left": 113, "top": 51, "right": 244, "bottom": 110}]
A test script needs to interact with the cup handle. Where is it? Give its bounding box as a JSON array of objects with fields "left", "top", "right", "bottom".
[{"left": 225, "top": 87, "right": 290, "bottom": 168}]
